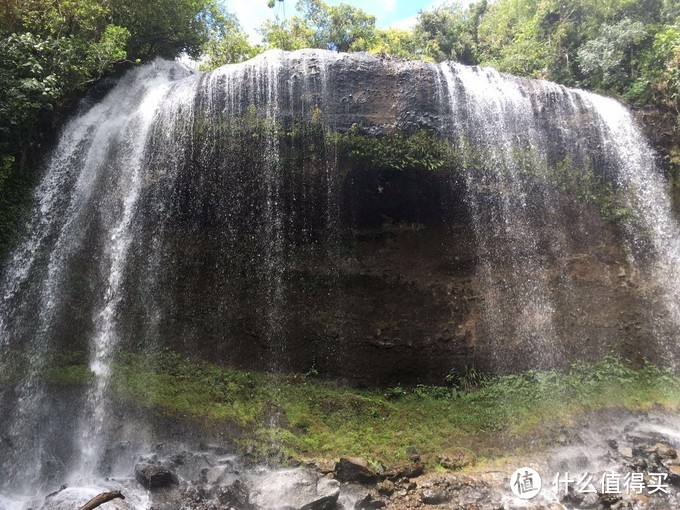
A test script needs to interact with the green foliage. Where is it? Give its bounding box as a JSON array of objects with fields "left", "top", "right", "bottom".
[
  {"left": 260, "top": 15, "right": 317, "bottom": 51},
  {"left": 0, "top": 0, "right": 228, "bottom": 256},
  {"left": 414, "top": 1, "right": 487, "bottom": 65},
  {"left": 261, "top": 0, "right": 375, "bottom": 52},
  {"left": 445, "top": 365, "right": 490, "bottom": 395},
  {"left": 296, "top": 0, "right": 375, "bottom": 52},
  {"left": 200, "top": 13, "right": 262, "bottom": 70},
  {"left": 0, "top": 1, "right": 129, "bottom": 151},
  {"left": 578, "top": 18, "right": 648, "bottom": 91},
  {"left": 548, "top": 156, "right": 634, "bottom": 222},
  {"left": 636, "top": 24, "right": 680, "bottom": 111},
  {"left": 384, "top": 385, "right": 408, "bottom": 400},
  {"left": 107, "top": 0, "right": 224, "bottom": 60},
  {"left": 354, "top": 28, "right": 420, "bottom": 60},
  {"left": 337, "top": 126, "right": 454, "bottom": 172}
]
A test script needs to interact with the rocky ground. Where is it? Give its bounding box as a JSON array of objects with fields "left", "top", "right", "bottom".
[{"left": 32, "top": 410, "right": 680, "bottom": 510}]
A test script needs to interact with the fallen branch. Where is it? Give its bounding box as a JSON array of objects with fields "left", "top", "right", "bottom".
[{"left": 76, "top": 491, "right": 125, "bottom": 510}]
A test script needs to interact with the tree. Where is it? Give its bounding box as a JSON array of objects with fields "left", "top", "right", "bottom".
[
  {"left": 260, "top": 15, "right": 316, "bottom": 50},
  {"left": 261, "top": 0, "right": 376, "bottom": 52},
  {"left": 578, "top": 18, "right": 648, "bottom": 91},
  {"left": 0, "top": 0, "right": 129, "bottom": 156},
  {"left": 201, "top": 13, "right": 262, "bottom": 70},
  {"left": 633, "top": 24, "right": 680, "bottom": 111},
  {"left": 107, "top": 0, "right": 225, "bottom": 60},
  {"left": 297, "top": 0, "right": 375, "bottom": 52},
  {"left": 357, "top": 28, "right": 420, "bottom": 60},
  {"left": 414, "top": 1, "right": 487, "bottom": 64}
]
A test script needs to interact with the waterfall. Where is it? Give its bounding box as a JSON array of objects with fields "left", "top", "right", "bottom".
[{"left": 0, "top": 49, "right": 677, "bottom": 501}]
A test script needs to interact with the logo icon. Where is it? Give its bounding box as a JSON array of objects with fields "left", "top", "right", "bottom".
[{"left": 510, "top": 467, "right": 542, "bottom": 499}]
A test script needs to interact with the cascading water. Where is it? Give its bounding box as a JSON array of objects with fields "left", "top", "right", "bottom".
[{"left": 0, "top": 49, "right": 678, "bottom": 506}]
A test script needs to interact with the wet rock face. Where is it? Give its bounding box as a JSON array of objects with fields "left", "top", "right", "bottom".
[
  {"left": 113, "top": 51, "right": 663, "bottom": 383},
  {"left": 3, "top": 50, "right": 671, "bottom": 393},
  {"left": 334, "top": 457, "right": 379, "bottom": 485},
  {"left": 134, "top": 464, "right": 179, "bottom": 489}
]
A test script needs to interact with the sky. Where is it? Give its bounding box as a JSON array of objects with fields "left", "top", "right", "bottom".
[{"left": 225, "top": 0, "right": 459, "bottom": 43}]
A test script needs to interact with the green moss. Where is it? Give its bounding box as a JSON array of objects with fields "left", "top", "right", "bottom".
[
  {"left": 45, "top": 365, "right": 95, "bottom": 385},
  {"left": 45, "top": 350, "right": 680, "bottom": 464},
  {"left": 8, "top": 349, "right": 679, "bottom": 464}
]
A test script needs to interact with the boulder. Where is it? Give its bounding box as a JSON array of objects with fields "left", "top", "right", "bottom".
[
  {"left": 421, "top": 488, "right": 451, "bottom": 505},
  {"left": 354, "top": 493, "right": 386, "bottom": 509},
  {"left": 134, "top": 464, "right": 179, "bottom": 489},
  {"left": 217, "top": 479, "right": 250, "bottom": 508},
  {"left": 200, "top": 465, "right": 227, "bottom": 485},
  {"left": 437, "top": 449, "right": 475, "bottom": 471},
  {"left": 651, "top": 443, "right": 678, "bottom": 460},
  {"left": 249, "top": 468, "right": 340, "bottom": 510},
  {"left": 386, "top": 463, "right": 424, "bottom": 479},
  {"left": 334, "top": 457, "right": 378, "bottom": 484}
]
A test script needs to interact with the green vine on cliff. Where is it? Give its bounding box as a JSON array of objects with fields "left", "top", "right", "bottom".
[{"left": 335, "top": 124, "right": 455, "bottom": 172}]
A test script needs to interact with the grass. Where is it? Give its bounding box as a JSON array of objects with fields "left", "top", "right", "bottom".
[{"left": 26, "top": 350, "right": 680, "bottom": 466}]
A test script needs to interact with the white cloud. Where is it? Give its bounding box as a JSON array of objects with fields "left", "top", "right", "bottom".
[
  {"left": 388, "top": 14, "right": 418, "bottom": 30},
  {"left": 382, "top": 0, "right": 397, "bottom": 12}
]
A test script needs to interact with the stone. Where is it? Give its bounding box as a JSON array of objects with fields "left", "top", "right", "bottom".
[
  {"left": 437, "top": 449, "right": 475, "bottom": 470},
  {"left": 598, "top": 492, "right": 622, "bottom": 508},
  {"left": 217, "top": 479, "right": 249, "bottom": 508},
  {"left": 406, "top": 447, "right": 420, "bottom": 463},
  {"left": 335, "top": 457, "right": 379, "bottom": 484},
  {"left": 134, "top": 464, "right": 179, "bottom": 489},
  {"left": 168, "top": 450, "right": 217, "bottom": 481},
  {"left": 354, "top": 493, "right": 386, "bottom": 509},
  {"left": 311, "top": 459, "right": 336, "bottom": 474},
  {"left": 618, "top": 446, "right": 633, "bottom": 458},
  {"left": 200, "top": 465, "right": 227, "bottom": 485},
  {"left": 421, "top": 488, "right": 451, "bottom": 504},
  {"left": 377, "top": 480, "right": 395, "bottom": 496},
  {"left": 249, "top": 468, "right": 340, "bottom": 510},
  {"left": 651, "top": 443, "right": 678, "bottom": 460},
  {"left": 386, "top": 463, "right": 424, "bottom": 479},
  {"left": 668, "top": 465, "right": 680, "bottom": 486}
]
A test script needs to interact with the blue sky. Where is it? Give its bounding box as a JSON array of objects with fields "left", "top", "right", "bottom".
[{"left": 226, "top": 0, "right": 460, "bottom": 42}]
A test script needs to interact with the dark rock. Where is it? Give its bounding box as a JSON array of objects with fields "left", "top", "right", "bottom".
[
  {"left": 421, "top": 488, "right": 451, "bottom": 504},
  {"left": 625, "top": 456, "right": 647, "bottom": 472},
  {"left": 44, "top": 485, "right": 68, "bottom": 499},
  {"left": 377, "top": 480, "right": 395, "bottom": 496},
  {"left": 668, "top": 465, "right": 680, "bottom": 486},
  {"left": 217, "top": 479, "right": 250, "bottom": 508},
  {"left": 560, "top": 486, "right": 585, "bottom": 507},
  {"left": 135, "top": 464, "right": 179, "bottom": 489},
  {"left": 598, "top": 492, "right": 622, "bottom": 508},
  {"left": 651, "top": 443, "right": 678, "bottom": 460},
  {"left": 406, "top": 447, "right": 420, "bottom": 463},
  {"left": 169, "top": 450, "right": 216, "bottom": 480},
  {"left": 354, "top": 493, "right": 386, "bottom": 509},
  {"left": 200, "top": 466, "right": 227, "bottom": 485},
  {"left": 335, "top": 457, "right": 378, "bottom": 484}
]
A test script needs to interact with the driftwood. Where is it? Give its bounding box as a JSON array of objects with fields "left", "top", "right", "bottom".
[{"left": 76, "top": 491, "right": 125, "bottom": 510}]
